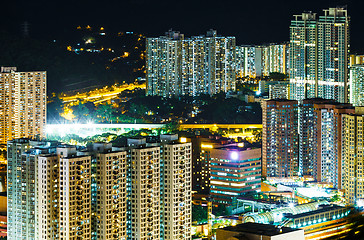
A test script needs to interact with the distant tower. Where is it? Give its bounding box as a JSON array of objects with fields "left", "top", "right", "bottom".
[
  {"left": 21, "top": 21, "right": 30, "bottom": 37},
  {"left": 146, "top": 30, "right": 235, "bottom": 97},
  {"left": 0, "top": 68, "right": 47, "bottom": 145},
  {"left": 289, "top": 8, "right": 350, "bottom": 103},
  {"left": 350, "top": 65, "right": 364, "bottom": 106}
]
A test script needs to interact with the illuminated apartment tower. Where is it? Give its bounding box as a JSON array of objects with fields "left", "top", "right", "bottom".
[
  {"left": 146, "top": 30, "right": 235, "bottom": 96},
  {"left": 349, "top": 65, "right": 364, "bottom": 106},
  {"left": 235, "top": 46, "right": 262, "bottom": 78},
  {"left": 93, "top": 143, "right": 127, "bottom": 240},
  {"left": 0, "top": 67, "right": 46, "bottom": 144},
  {"left": 317, "top": 8, "right": 349, "bottom": 103},
  {"left": 205, "top": 30, "right": 236, "bottom": 94},
  {"left": 56, "top": 146, "right": 92, "bottom": 239},
  {"left": 262, "top": 99, "right": 299, "bottom": 177},
  {"left": 7, "top": 139, "right": 33, "bottom": 239},
  {"left": 299, "top": 99, "right": 333, "bottom": 178},
  {"left": 342, "top": 107, "right": 364, "bottom": 205},
  {"left": 236, "top": 44, "right": 288, "bottom": 79},
  {"left": 262, "top": 43, "right": 289, "bottom": 76},
  {"left": 127, "top": 139, "right": 161, "bottom": 240},
  {"left": 37, "top": 150, "right": 59, "bottom": 239},
  {"left": 146, "top": 31, "right": 183, "bottom": 97},
  {"left": 181, "top": 36, "right": 208, "bottom": 96},
  {"left": 314, "top": 103, "right": 353, "bottom": 188},
  {"left": 160, "top": 135, "right": 191, "bottom": 240},
  {"left": 289, "top": 8, "right": 350, "bottom": 103},
  {"left": 289, "top": 12, "right": 318, "bottom": 101}
]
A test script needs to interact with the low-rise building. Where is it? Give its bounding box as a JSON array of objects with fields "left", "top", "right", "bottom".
[
  {"left": 216, "top": 222, "right": 304, "bottom": 240},
  {"left": 209, "top": 146, "right": 261, "bottom": 204}
]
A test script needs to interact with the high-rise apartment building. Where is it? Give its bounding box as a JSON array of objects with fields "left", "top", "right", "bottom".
[
  {"left": 160, "top": 134, "right": 191, "bottom": 239},
  {"left": 126, "top": 135, "right": 192, "bottom": 240},
  {"left": 299, "top": 99, "right": 333, "bottom": 178},
  {"left": 262, "top": 99, "right": 299, "bottom": 178},
  {"left": 127, "top": 138, "right": 161, "bottom": 240},
  {"left": 236, "top": 44, "right": 289, "bottom": 79},
  {"left": 56, "top": 146, "right": 92, "bottom": 239},
  {"left": 93, "top": 143, "right": 127, "bottom": 240},
  {"left": 261, "top": 43, "right": 289, "bottom": 76},
  {"left": 8, "top": 136, "right": 192, "bottom": 240},
  {"left": 0, "top": 67, "right": 46, "bottom": 144},
  {"left": 289, "top": 12, "right": 320, "bottom": 101},
  {"left": 342, "top": 107, "right": 364, "bottom": 205},
  {"left": 313, "top": 102, "right": 353, "bottom": 188},
  {"left": 209, "top": 146, "right": 261, "bottom": 204},
  {"left": 146, "top": 31, "right": 184, "bottom": 97},
  {"left": 349, "top": 65, "right": 364, "bottom": 106},
  {"left": 146, "top": 30, "right": 236, "bottom": 97},
  {"left": 7, "top": 138, "right": 34, "bottom": 239},
  {"left": 289, "top": 8, "right": 350, "bottom": 103},
  {"left": 236, "top": 45, "right": 260, "bottom": 78}
]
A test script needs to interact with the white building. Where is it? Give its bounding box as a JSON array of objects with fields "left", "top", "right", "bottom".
[
  {"left": 146, "top": 30, "right": 236, "bottom": 97},
  {"left": 289, "top": 8, "right": 350, "bottom": 103},
  {"left": 350, "top": 65, "right": 364, "bottom": 106}
]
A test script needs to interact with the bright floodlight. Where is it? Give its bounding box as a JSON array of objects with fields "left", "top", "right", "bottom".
[{"left": 231, "top": 152, "right": 239, "bottom": 160}]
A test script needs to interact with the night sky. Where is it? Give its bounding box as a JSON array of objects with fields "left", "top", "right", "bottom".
[{"left": 1, "top": 0, "right": 364, "bottom": 52}]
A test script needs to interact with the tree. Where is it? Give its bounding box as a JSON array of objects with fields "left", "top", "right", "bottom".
[
  {"left": 192, "top": 205, "right": 208, "bottom": 223},
  {"left": 72, "top": 103, "right": 90, "bottom": 123},
  {"left": 269, "top": 72, "right": 288, "bottom": 81},
  {"left": 47, "top": 95, "right": 64, "bottom": 123},
  {"left": 96, "top": 103, "right": 117, "bottom": 123},
  {"left": 213, "top": 204, "right": 227, "bottom": 217}
]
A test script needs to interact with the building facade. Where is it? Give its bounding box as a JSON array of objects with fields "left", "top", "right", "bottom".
[
  {"left": 8, "top": 136, "right": 191, "bottom": 240},
  {"left": 342, "top": 107, "right": 364, "bottom": 205},
  {"left": 236, "top": 44, "right": 289, "bottom": 79},
  {"left": 0, "top": 67, "right": 46, "bottom": 145},
  {"left": 93, "top": 143, "right": 127, "bottom": 240},
  {"left": 349, "top": 65, "right": 364, "bottom": 106},
  {"left": 146, "top": 30, "right": 236, "bottom": 97},
  {"left": 161, "top": 135, "right": 192, "bottom": 239},
  {"left": 56, "top": 146, "right": 92, "bottom": 239},
  {"left": 314, "top": 103, "right": 353, "bottom": 188},
  {"left": 268, "top": 82, "right": 289, "bottom": 99},
  {"left": 289, "top": 8, "right": 350, "bottom": 103},
  {"left": 299, "top": 99, "right": 333, "bottom": 178},
  {"left": 262, "top": 99, "right": 299, "bottom": 178},
  {"left": 7, "top": 139, "right": 34, "bottom": 239},
  {"left": 128, "top": 143, "right": 161, "bottom": 240},
  {"left": 209, "top": 146, "right": 261, "bottom": 204}
]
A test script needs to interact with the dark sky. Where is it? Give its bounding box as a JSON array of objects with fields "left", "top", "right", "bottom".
[{"left": 2, "top": 0, "right": 364, "bottom": 52}]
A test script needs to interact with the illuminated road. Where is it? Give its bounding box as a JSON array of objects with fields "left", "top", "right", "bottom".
[
  {"left": 179, "top": 123, "right": 262, "bottom": 131},
  {"left": 60, "top": 82, "right": 146, "bottom": 104}
]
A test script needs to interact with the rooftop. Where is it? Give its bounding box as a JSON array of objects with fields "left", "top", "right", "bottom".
[
  {"left": 220, "top": 222, "right": 300, "bottom": 236},
  {"left": 286, "top": 205, "right": 349, "bottom": 219},
  {"left": 217, "top": 146, "right": 258, "bottom": 151}
]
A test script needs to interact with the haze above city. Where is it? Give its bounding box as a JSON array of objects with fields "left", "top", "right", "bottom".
[{"left": 2, "top": 0, "right": 364, "bottom": 51}]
